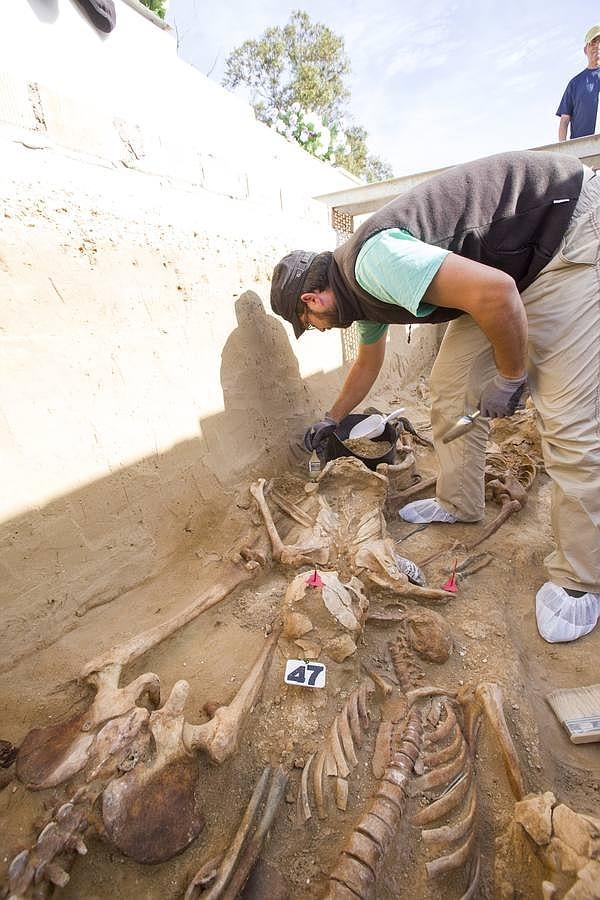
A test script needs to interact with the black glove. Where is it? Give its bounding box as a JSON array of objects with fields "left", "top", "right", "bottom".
[
  {"left": 480, "top": 373, "right": 527, "bottom": 419},
  {"left": 303, "top": 415, "right": 338, "bottom": 452}
]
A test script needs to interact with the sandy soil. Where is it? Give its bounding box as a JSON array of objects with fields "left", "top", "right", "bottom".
[{"left": 1, "top": 384, "right": 599, "bottom": 900}]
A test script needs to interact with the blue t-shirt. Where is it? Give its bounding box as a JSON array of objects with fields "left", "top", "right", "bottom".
[{"left": 556, "top": 68, "right": 600, "bottom": 138}]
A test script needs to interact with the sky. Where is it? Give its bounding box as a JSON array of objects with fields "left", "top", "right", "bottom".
[{"left": 166, "top": 0, "right": 599, "bottom": 177}]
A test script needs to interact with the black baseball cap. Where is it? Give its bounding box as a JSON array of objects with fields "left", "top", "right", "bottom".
[{"left": 270, "top": 250, "right": 317, "bottom": 338}]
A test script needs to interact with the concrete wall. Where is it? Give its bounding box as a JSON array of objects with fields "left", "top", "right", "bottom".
[{"left": 0, "top": 0, "right": 440, "bottom": 665}]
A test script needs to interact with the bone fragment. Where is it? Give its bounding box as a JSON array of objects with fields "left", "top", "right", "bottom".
[
  {"left": 249, "top": 478, "right": 287, "bottom": 561},
  {"left": 335, "top": 777, "right": 349, "bottom": 811},
  {"left": 330, "top": 717, "right": 351, "bottom": 778},
  {"left": 362, "top": 664, "right": 394, "bottom": 697},
  {"left": 324, "top": 748, "right": 338, "bottom": 778},
  {"left": 183, "top": 854, "right": 223, "bottom": 895},
  {"left": 348, "top": 688, "right": 364, "bottom": 748},
  {"left": 427, "top": 697, "right": 443, "bottom": 726},
  {"left": 542, "top": 882, "right": 558, "bottom": 900},
  {"left": 456, "top": 552, "right": 493, "bottom": 579},
  {"left": 475, "top": 682, "right": 526, "bottom": 800},
  {"left": 338, "top": 708, "right": 359, "bottom": 769},
  {"left": 401, "top": 608, "right": 453, "bottom": 662},
  {"left": 375, "top": 453, "right": 416, "bottom": 479},
  {"left": 357, "top": 681, "right": 371, "bottom": 730},
  {"left": 313, "top": 749, "right": 328, "bottom": 820},
  {"left": 297, "top": 752, "right": 315, "bottom": 825},
  {"left": 184, "top": 624, "right": 281, "bottom": 763},
  {"left": 366, "top": 608, "right": 408, "bottom": 623},
  {"left": 321, "top": 573, "right": 361, "bottom": 632}
]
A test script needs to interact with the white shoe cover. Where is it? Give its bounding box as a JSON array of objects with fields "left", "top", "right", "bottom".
[
  {"left": 398, "top": 498, "right": 457, "bottom": 525},
  {"left": 535, "top": 582, "right": 600, "bottom": 643}
]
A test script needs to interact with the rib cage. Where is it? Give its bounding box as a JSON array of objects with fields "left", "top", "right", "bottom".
[
  {"left": 297, "top": 680, "right": 373, "bottom": 824},
  {"left": 324, "top": 707, "right": 423, "bottom": 900},
  {"left": 411, "top": 699, "right": 482, "bottom": 899}
]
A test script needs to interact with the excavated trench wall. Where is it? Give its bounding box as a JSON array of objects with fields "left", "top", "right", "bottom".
[{"left": 0, "top": 0, "right": 440, "bottom": 663}]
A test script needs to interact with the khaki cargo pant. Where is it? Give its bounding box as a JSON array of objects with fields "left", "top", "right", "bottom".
[{"left": 429, "top": 169, "right": 600, "bottom": 593}]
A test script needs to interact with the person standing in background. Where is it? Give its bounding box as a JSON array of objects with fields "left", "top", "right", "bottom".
[{"left": 557, "top": 25, "right": 600, "bottom": 140}]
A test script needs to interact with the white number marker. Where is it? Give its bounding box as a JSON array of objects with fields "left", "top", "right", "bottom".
[{"left": 284, "top": 658, "right": 326, "bottom": 689}]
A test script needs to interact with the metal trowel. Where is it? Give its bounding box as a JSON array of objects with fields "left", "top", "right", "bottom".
[{"left": 442, "top": 409, "right": 481, "bottom": 444}]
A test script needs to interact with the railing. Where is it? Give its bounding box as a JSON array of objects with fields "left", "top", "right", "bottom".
[{"left": 316, "top": 134, "right": 600, "bottom": 227}]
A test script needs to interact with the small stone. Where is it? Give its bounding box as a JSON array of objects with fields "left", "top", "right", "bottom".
[
  {"left": 283, "top": 612, "right": 313, "bottom": 640},
  {"left": 324, "top": 634, "right": 357, "bottom": 663},
  {"left": 294, "top": 638, "right": 322, "bottom": 659},
  {"left": 512, "top": 704, "right": 520, "bottom": 710}
]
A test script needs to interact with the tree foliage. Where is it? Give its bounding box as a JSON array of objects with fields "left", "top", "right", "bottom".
[
  {"left": 222, "top": 10, "right": 392, "bottom": 182},
  {"left": 138, "top": 0, "right": 167, "bottom": 20}
]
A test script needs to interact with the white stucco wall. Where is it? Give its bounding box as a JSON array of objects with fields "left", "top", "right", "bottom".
[{"left": 0, "top": 0, "right": 439, "bottom": 664}]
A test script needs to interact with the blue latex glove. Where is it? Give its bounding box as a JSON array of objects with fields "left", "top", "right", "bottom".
[
  {"left": 304, "top": 415, "right": 338, "bottom": 452},
  {"left": 480, "top": 373, "right": 527, "bottom": 418}
]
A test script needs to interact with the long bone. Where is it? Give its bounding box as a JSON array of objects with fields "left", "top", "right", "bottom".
[
  {"left": 183, "top": 623, "right": 281, "bottom": 762},
  {"left": 16, "top": 561, "right": 255, "bottom": 791},
  {"left": 464, "top": 491, "right": 523, "bottom": 552},
  {"left": 475, "top": 681, "right": 526, "bottom": 800},
  {"left": 249, "top": 478, "right": 327, "bottom": 566},
  {"left": 102, "top": 626, "right": 281, "bottom": 864},
  {"left": 185, "top": 766, "right": 288, "bottom": 900}
]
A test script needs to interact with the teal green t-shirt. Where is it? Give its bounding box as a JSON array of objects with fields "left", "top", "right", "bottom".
[{"left": 354, "top": 229, "right": 450, "bottom": 344}]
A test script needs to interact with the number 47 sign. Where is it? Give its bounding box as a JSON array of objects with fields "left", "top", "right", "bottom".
[{"left": 284, "top": 658, "right": 327, "bottom": 689}]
